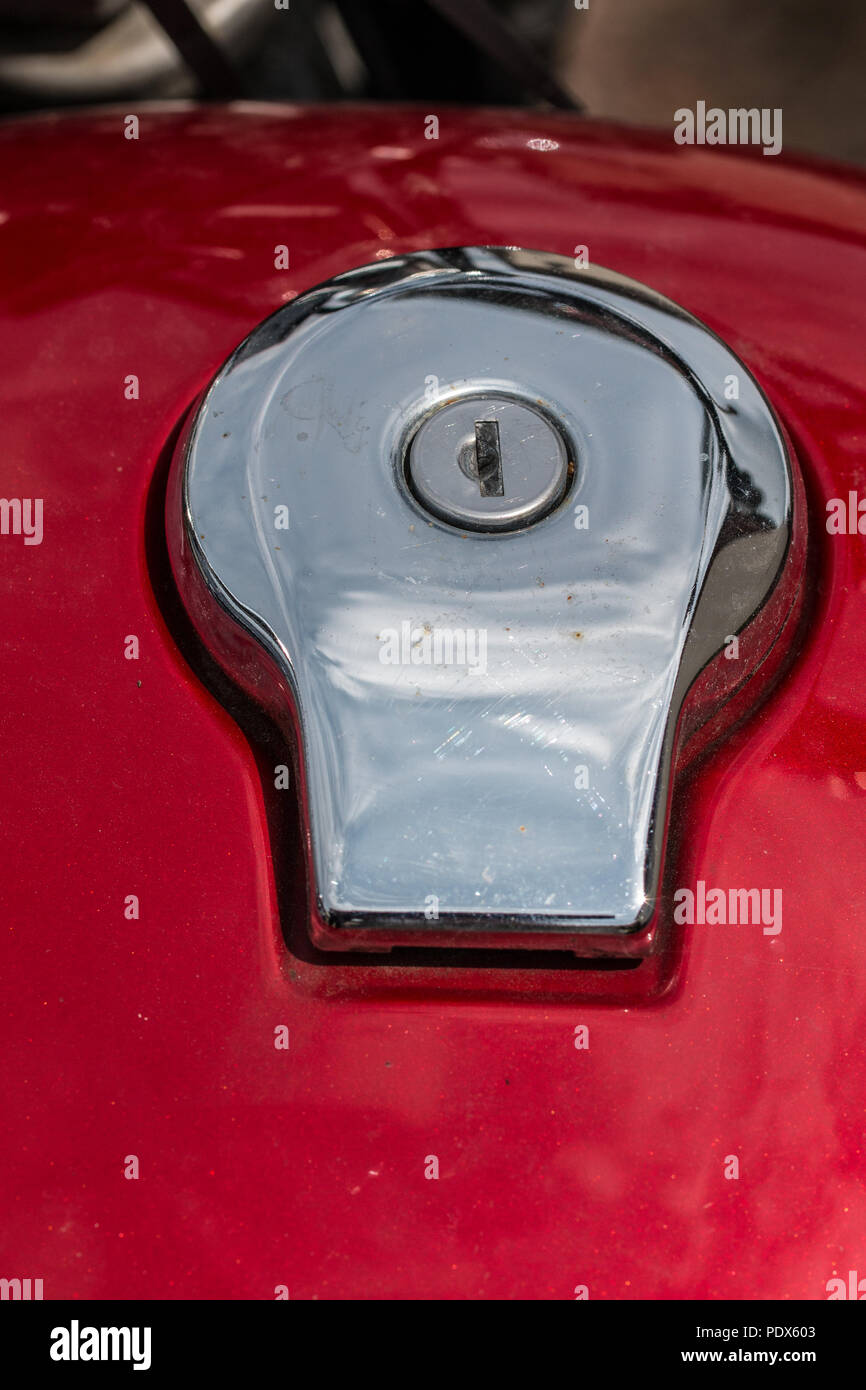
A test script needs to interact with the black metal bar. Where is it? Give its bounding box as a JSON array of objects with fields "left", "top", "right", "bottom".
[
  {"left": 141, "top": 0, "right": 245, "bottom": 99},
  {"left": 425, "top": 0, "right": 583, "bottom": 111}
]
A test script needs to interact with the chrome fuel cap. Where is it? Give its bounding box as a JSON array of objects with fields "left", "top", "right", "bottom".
[{"left": 167, "top": 247, "right": 806, "bottom": 956}]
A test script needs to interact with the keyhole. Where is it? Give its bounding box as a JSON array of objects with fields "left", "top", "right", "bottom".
[{"left": 458, "top": 420, "right": 505, "bottom": 497}]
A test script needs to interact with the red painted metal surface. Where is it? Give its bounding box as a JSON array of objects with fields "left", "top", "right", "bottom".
[{"left": 1, "top": 104, "right": 865, "bottom": 1300}]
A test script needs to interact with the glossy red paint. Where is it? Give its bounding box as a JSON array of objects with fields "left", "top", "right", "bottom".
[{"left": 1, "top": 104, "right": 865, "bottom": 1301}]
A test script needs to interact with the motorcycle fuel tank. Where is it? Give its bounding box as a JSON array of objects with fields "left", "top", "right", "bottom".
[{"left": 1, "top": 104, "right": 864, "bottom": 1300}]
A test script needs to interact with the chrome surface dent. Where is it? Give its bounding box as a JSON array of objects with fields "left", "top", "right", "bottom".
[{"left": 176, "top": 248, "right": 796, "bottom": 939}]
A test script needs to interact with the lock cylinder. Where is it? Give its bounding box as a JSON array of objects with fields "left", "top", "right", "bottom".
[{"left": 405, "top": 393, "right": 573, "bottom": 531}]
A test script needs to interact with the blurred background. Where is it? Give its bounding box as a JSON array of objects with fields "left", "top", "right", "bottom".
[{"left": 0, "top": 0, "right": 862, "bottom": 164}]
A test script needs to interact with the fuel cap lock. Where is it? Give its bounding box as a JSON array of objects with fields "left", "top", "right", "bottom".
[{"left": 167, "top": 247, "right": 806, "bottom": 956}]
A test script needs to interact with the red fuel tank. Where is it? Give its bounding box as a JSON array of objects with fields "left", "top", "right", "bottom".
[{"left": 1, "top": 103, "right": 865, "bottom": 1300}]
